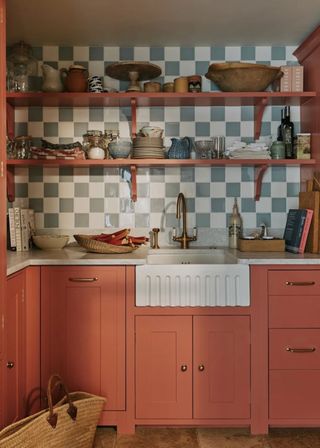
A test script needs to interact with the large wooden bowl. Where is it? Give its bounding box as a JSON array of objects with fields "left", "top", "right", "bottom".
[{"left": 205, "top": 62, "right": 282, "bottom": 92}]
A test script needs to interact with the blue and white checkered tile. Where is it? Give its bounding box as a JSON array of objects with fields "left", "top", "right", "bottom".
[{"left": 12, "top": 44, "right": 302, "bottom": 232}]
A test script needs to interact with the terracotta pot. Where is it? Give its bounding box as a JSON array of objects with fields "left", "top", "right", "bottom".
[{"left": 61, "top": 65, "right": 88, "bottom": 92}]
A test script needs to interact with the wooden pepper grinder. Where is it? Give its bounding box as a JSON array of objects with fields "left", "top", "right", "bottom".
[{"left": 151, "top": 228, "right": 160, "bottom": 249}]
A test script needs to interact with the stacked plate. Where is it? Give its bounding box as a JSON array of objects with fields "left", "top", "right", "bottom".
[{"left": 132, "top": 137, "right": 165, "bottom": 159}]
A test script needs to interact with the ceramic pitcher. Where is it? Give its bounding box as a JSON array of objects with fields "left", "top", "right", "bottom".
[
  {"left": 41, "top": 64, "right": 64, "bottom": 92},
  {"left": 168, "top": 137, "right": 193, "bottom": 159},
  {"left": 61, "top": 65, "right": 88, "bottom": 92}
]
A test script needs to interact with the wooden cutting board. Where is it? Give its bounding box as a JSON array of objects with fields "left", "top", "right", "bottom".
[{"left": 299, "top": 191, "right": 320, "bottom": 253}]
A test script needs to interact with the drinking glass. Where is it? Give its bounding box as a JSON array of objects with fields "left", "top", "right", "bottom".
[{"left": 212, "top": 136, "right": 226, "bottom": 159}]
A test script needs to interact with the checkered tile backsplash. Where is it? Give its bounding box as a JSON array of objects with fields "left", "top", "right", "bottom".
[{"left": 13, "top": 45, "right": 301, "bottom": 234}]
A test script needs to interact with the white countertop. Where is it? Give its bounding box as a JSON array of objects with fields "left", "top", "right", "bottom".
[{"left": 7, "top": 246, "right": 320, "bottom": 276}]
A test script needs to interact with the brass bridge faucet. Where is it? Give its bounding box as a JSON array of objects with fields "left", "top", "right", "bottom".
[{"left": 172, "top": 192, "right": 197, "bottom": 249}]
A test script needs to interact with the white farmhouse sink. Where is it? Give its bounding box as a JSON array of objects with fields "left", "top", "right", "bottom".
[
  {"left": 137, "top": 249, "right": 249, "bottom": 307},
  {"left": 147, "top": 248, "right": 237, "bottom": 265}
]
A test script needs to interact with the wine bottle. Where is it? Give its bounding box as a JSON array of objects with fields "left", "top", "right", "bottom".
[
  {"left": 228, "top": 198, "right": 242, "bottom": 249},
  {"left": 277, "top": 108, "right": 284, "bottom": 141},
  {"left": 282, "top": 106, "right": 294, "bottom": 158}
]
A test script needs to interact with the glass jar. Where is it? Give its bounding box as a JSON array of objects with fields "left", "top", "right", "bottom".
[
  {"left": 7, "top": 41, "right": 38, "bottom": 92},
  {"left": 13, "top": 136, "right": 32, "bottom": 159},
  {"left": 270, "top": 141, "right": 285, "bottom": 159},
  {"left": 82, "top": 130, "right": 106, "bottom": 159}
]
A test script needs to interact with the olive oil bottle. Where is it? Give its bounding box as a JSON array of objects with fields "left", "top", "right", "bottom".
[{"left": 228, "top": 198, "right": 242, "bottom": 249}]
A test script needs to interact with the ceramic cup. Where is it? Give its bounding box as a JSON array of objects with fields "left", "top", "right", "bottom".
[{"left": 88, "top": 76, "right": 103, "bottom": 92}]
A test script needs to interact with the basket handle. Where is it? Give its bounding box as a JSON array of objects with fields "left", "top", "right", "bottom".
[{"left": 46, "top": 374, "right": 78, "bottom": 428}]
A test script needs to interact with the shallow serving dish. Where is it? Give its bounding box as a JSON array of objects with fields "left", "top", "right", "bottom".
[{"left": 205, "top": 62, "right": 282, "bottom": 92}]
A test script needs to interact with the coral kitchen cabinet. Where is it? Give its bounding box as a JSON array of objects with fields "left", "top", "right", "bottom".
[
  {"left": 135, "top": 315, "right": 250, "bottom": 420},
  {"left": 268, "top": 269, "right": 320, "bottom": 421},
  {"left": 41, "top": 266, "right": 127, "bottom": 419},
  {"left": 5, "top": 267, "right": 40, "bottom": 426}
]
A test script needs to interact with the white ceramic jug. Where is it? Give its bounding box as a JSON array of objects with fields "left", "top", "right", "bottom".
[{"left": 41, "top": 64, "right": 64, "bottom": 92}]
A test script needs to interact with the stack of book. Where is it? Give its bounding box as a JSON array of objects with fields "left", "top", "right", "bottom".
[
  {"left": 7, "top": 208, "right": 35, "bottom": 251},
  {"left": 283, "top": 208, "right": 313, "bottom": 254}
]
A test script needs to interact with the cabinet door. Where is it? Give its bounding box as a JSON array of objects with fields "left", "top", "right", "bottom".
[
  {"left": 193, "top": 316, "right": 250, "bottom": 419},
  {"left": 41, "top": 266, "right": 126, "bottom": 411},
  {"left": 135, "top": 316, "right": 192, "bottom": 419},
  {"left": 5, "top": 271, "right": 25, "bottom": 425}
]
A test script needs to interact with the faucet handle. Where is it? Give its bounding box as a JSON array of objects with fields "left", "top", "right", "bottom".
[
  {"left": 193, "top": 227, "right": 197, "bottom": 238},
  {"left": 172, "top": 227, "right": 177, "bottom": 238}
]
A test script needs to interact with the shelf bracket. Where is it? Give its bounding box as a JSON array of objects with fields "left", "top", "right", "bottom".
[
  {"left": 130, "top": 98, "right": 137, "bottom": 138},
  {"left": 7, "top": 166, "right": 15, "bottom": 202},
  {"left": 6, "top": 102, "right": 15, "bottom": 140},
  {"left": 254, "top": 164, "right": 268, "bottom": 201},
  {"left": 254, "top": 98, "right": 268, "bottom": 140},
  {"left": 130, "top": 165, "right": 137, "bottom": 202}
]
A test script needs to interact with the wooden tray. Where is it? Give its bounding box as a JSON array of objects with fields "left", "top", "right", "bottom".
[{"left": 238, "top": 238, "right": 285, "bottom": 252}]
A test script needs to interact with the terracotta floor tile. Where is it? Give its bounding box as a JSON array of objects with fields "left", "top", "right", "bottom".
[
  {"left": 266, "top": 428, "right": 320, "bottom": 448},
  {"left": 116, "top": 427, "right": 199, "bottom": 448},
  {"left": 197, "top": 428, "right": 270, "bottom": 448},
  {"left": 94, "top": 427, "right": 117, "bottom": 448},
  {"left": 94, "top": 427, "right": 320, "bottom": 448}
]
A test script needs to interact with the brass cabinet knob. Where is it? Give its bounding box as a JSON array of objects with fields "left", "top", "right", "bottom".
[
  {"left": 181, "top": 365, "right": 188, "bottom": 372},
  {"left": 7, "top": 361, "right": 14, "bottom": 369},
  {"left": 198, "top": 364, "right": 205, "bottom": 372}
]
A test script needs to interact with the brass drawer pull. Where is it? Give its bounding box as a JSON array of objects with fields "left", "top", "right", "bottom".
[
  {"left": 286, "top": 347, "right": 316, "bottom": 353},
  {"left": 198, "top": 364, "right": 205, "bottom": 372},
  {"left": 7, "top": 361, "right": 15, "bottom": 369},
  {"left": 285, "top": 281, "right": 315, "bottom": 286},
  {"left": 69, "top": 277, "right": 98, "bottom": 282},
  {"left": 181, "top": 365, "right": 188, "bottom": 372}
]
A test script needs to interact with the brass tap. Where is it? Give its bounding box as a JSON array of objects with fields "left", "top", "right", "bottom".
[{"left": 172, "top": 193, "right": 197, "bottom": 249}]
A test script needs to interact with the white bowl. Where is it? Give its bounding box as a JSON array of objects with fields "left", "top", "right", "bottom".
[{"left": 32, "top": 235, "right": 69, "bottom": 250}]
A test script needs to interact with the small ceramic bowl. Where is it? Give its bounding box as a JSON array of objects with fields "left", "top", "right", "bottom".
[
  {"left": 32, "top": 234, "right": 69, "bottom": 250},
  {"left": 108, "top": 140, "right": 132, "bottom": 159},
  {"left": 140, "top": 126, "right": 163, "bottom": 138}
]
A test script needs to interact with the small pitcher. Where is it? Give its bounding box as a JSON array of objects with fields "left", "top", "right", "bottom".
[
  {"left": 168, "top": 137, "right": 193, "bottom": 159},
  {"left": 41, "top": 64, "right": 64, "bottom": 92},
  {"left": 61, "top": 65, "right": 88, "bottom": 92}
]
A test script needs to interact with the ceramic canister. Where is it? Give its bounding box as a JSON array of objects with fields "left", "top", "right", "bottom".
[{"left": 174, "top": 76, "right": 189, "bottom": 93}]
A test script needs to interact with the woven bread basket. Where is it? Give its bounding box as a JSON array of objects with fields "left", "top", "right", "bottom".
[{"left": 74, "top": 234, "right": 136, "bottom": 254}]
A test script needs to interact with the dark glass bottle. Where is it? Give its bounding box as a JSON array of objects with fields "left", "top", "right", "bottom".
[
  {"left": 277, "top": 108, "right": 285, "bottom": 141},
  {"left": 282, "top": 106, "right": 294, "bottom": 158}
]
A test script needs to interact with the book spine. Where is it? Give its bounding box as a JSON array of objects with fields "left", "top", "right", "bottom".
[
  {"left": 8, "top": 208, "right": 16, "bottom": 250},
  {"left": 14, "top": 207, "right": 22, "bottom": 252},
  {"left": 28, "top": 209, "right": 35, "bottom": 248},
  {"left": 298, "top": 209, "right": 314, "bottom": 254},
  {"left": 20, "top": 209, "right": 29, "bottom": 251},
  {"left": 280, "top": 66, "right": 291, "bottom": 92},
  {"left": 291, "top": 66, "right": 304, "bottom": 92}
]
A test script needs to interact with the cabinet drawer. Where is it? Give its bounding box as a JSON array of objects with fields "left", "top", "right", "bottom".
[
  {"left": 269, "top": 329, "right": 320, "bottom": 370},
  {"left": 269, "top": 295, "right": 320, "bottom": 328},
  {"left": 268, "top": 270, "right": 320, "bottom": 296},
  {"left": 270, "top": 370, "right": 320, "bottom": 419}
]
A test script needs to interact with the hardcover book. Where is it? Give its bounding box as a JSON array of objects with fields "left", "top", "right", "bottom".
[{"left": 283, "top": 208, "right": 313, "bottom": 253}]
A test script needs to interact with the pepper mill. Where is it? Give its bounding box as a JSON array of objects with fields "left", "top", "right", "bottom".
[{"left": 151, "top": 228, "right": 160, "bottom": 249}]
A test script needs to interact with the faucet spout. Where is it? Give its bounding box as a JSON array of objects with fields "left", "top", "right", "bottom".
[{"left": 173, "top": 192, "right": 197, "bottom": 249}]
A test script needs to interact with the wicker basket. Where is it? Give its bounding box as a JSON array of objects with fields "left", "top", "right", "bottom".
[
  {"left": 0, "top": 374, "right": 105, "bottom": 448},
  {"left": 74, "top": 234, "right": 136, "bottom": 254}
]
